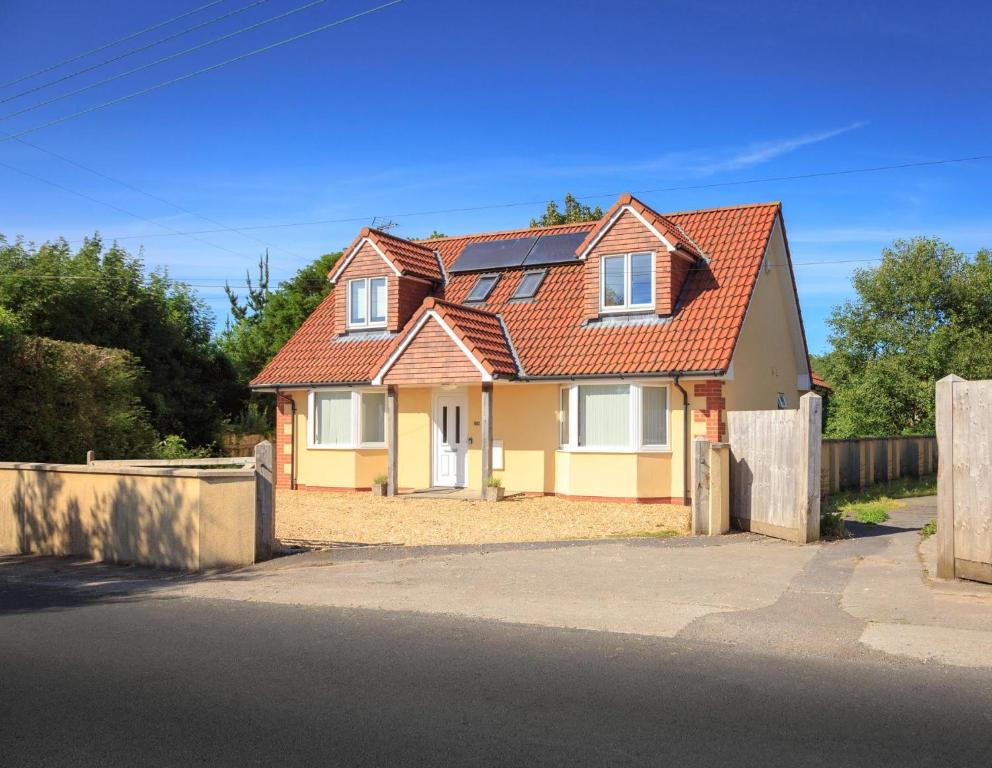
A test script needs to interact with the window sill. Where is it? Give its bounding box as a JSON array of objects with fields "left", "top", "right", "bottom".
[
  {"left": 557, "top": 446, "right": 672, "bottom": 455},
  {"left": 307, "top": 444, "right": 388, "bottom": 451}
]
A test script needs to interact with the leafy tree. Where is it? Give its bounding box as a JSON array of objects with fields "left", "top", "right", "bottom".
[
  {"left": 816, "top": 237, "right": 992, "bottom": 437},
  {"left": 530, "top": 193, "right": 604, "bottom": 227},
  {"left": 420, "top": 230, "right": 448, "bottom": 240},
  {"left": 0, "top": 234, "right": 240, "bottom": 446},
  {"left": 220, "top": 251, "right": 341, "bottom": 383},
  {"left": 225, "top": 250, "right": 270, "bottom": 324}
]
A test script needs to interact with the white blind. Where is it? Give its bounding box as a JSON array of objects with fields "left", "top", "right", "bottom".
[
  {"left": 370, "top": 278, "right": 387, "bottom": 323},
  {"left": 361, "top": 392, "right": 385, "bottom": 443},
  {"left": 641, "top": 386, "right": 668, "bottom": 446},
  {"left": 349, "top": 280, "right": 367, "bottom": 325},
  {"left": 315, "top": 392, "right": 352, "bottom": 445},
  {"left": 578, "top": 384, "right": 630, "bottom": 447}
]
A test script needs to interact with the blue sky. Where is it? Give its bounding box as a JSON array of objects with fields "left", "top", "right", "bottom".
[{"left": 1, "top": 0, "right": 990, "bottom": 353}]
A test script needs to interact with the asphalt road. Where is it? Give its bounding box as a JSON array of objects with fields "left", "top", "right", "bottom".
[{"left": 2, "top": 583, "right": 991, "bottom": 767}]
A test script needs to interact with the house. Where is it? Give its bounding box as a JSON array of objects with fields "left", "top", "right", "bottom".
[{"left": 250, "top": 194, "right": 811, "bottom": 504}]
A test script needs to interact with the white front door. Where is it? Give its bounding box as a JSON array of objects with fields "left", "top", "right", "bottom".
[{"left": 433, "top": 391, "right": 468, "bottom": 487}]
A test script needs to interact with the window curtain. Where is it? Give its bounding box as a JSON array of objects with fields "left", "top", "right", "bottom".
[
  {"left": 578, "top": 384, "right": 630, "bottom": 447},
  {"left": 361, "top": 392, "right": 386, "bottom": 443},
  {"left": 349, "top": 280, "right": 367, "bottom": 324},
  {"left": 641, "top": 386, "right": 668, "bottom": 445},
  {"left": 315, "top": 392, "right": 352, "bottom": 445},
  {"left": 560, "top": 387, "right": 570, "bottom": 446}
]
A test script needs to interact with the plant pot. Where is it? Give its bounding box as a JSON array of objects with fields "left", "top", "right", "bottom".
[
  {"left": 372, "top": 482, "right": 388, "bottom": 497},
  {"left": 484, "top": 486, "right": 504, "bottom": 502}
]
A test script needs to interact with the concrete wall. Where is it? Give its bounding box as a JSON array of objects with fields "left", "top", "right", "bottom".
[{"left": 0, "top": 463, "right": 255, "bottom": 570}]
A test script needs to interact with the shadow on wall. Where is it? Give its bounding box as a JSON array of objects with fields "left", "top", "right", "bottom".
[{"left": 13, "top": 471, "right": 196, "bottom": 570}]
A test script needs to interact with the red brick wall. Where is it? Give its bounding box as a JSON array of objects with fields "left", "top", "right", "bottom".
[
  {"left": 382, "top": 316, "right": 481, "bottom": 385},
  {"left": 583, "top": 208, "right": 686, "bottom": 319},
  {"left": 275, "top": 393, "right": 295, "bottom": 490},
  {"left": 394, "top": 275, "right": 433, "bottom": 332},
  {"left": 693, "top": 380, "right": 726, "bottom": 441}
]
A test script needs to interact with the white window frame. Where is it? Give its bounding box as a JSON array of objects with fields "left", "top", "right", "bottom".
[
  {"left": 559, "top": 380, "right": 671, "bottom": 453},
  {"left": 307, "top": 387, "right": 387, "bottom": 449},
  {"left": 599, "top": 251, "right": 655, "bottom": 313},
  {"left": 347, "top": 276, "right": 388, "bottom": 330}
]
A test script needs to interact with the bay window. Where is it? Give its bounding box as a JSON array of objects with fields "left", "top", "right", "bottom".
[
  {"left": 559, "top": 382, "right": 669, "bottom": 451},
  {"left": 309, "top": 389, "right": 387, "bottom": 448},
  {"left": 348, "top": 276, "right": 387, "bottom": 329},
  {"left": 600, "top": 252, "right": 654, "bottom": 312}
]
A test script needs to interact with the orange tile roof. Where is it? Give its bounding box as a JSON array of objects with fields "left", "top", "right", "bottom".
[
  {"left": 373, "top": 298, "right": 517, "bottom": 379},
  {"left": 811, "top": 371, "right": 831, "bottom": 391},
  {"left": 574, "top": 193, "right": 705, "bottom": 260},
  {"left": 251, "top": 198, "right": 786, "bottom": 386},
  {"left": 335, "top": 227, "right": 443, "bottom": 282}
]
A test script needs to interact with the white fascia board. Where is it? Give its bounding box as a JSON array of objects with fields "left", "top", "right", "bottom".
[
  {"left": 372, "top": 310, "right": 492, "bottom": 385},
  {"left": 329, "top": 237, "right": 402, "bottom": 284},
  {"left": 577, "top": 204, "right": 676, "bottom": 260}
]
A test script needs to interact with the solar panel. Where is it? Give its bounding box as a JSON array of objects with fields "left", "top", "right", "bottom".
[
  {"left": 523, "top": 232, "right": 587, "bottom": 266},
  {"left": 448, "top": 236, "right": 538, "bottom": 273}
]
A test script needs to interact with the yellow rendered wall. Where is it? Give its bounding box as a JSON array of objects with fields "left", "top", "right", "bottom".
[
  {"left": 291, "top": 390, "right": 387, "bottom": 489},
  {"left": 725, "top": 220, "right": 807, "bottom": 411},
  {"left": 397, "top": 387, "right": 432, "bottom": 490},
  {"left": 490, "top": 383, "right": 560, "bottom": 494}
]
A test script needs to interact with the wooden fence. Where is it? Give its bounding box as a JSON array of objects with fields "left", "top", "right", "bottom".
[
  {"left": 726, "top": 393, "right": 821, "bottom": 544},
  {"left": 936, "top": 375, "right": 992, "bottom": 584},
  {"left": 820, "top": 436, "right": 936, "bottom": 495}
]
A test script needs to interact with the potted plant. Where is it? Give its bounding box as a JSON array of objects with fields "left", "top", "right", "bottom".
[
  {"left": 371, "top": 473, "right": 388, "bottom": 497},
  {"left": 484, "top": 473, "right": 504, "bottom": 502}
]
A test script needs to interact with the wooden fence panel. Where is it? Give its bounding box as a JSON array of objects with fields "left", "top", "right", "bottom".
[
  {"left": 937, "top": 375, "right": 992, "bottom": 584},
  {"left": 727, "top": 393, "right": 821, "bottom": 543}
]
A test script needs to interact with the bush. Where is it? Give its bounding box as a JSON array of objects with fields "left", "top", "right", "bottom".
[
  {"left": 486, "top": 473, "right": 503, "bottom": 488},
  {"left": 0, "top": 329, "right": 157, "bottom": 463},
  {"left": 150, "top": 435, "right": 214, "bottom": 460},
  {"left": 920, "top": 520, "right": 937, "bottom": 539}
]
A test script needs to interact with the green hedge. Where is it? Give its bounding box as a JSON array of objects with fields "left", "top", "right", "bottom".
[{"left": 0, "top": 315, "right": 156, "bottom": 463}]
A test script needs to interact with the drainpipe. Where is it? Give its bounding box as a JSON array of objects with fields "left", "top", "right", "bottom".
[
  {"left": 276, "top": 388, "right": 297, "bottom": 490},
  {"left": 674, "top": 375, "right": 690, "bottom": 505}
]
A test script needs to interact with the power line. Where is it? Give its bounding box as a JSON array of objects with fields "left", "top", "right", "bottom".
[
  {"left": 44, "top": 152, "right": 992, "bottom": 245},
  {"left": 7, "top": 134, "right": 302, "bottom": 260},
  {"left": 0, "top": 1, "right": 226, "bottom": 90},
  {"left": 0, "top": 0, "right": 331, "bottom": 124},
  {"left": 1, "top": 0, "right": 406, "bottom": 141},
  {"left": 0, "top": 157, "right": 255, "bottom": 260},
  {"left": 0, "top": 0, "right": 273, "bottom": 106}
]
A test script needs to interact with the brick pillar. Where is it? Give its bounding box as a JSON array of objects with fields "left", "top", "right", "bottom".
[
  {"left": 275, "top": 393, "right": 295, "bottom": 490},
  {"left": 693, "top": 380, "right": 726, "bottom": 442}
]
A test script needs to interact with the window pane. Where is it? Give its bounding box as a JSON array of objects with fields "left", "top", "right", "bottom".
[
  {"left": 349, "top": 279, "right": 367, "bottom": 325},
  {"left": 560, "top": 387, "right": 570, "bottom": 446},
  {"left": 630, "top": 253, "right": 653, "bottom": 306},
  {"left": 602, "top": 256, "right": 626, "bottom": 307},
  {"left": 578, "top": 384, "right": 630, "bottom": 447},
  {"left": 641, "top": 386, "right": 668, "bottom": 446},
  {"left": 369, "top": 278, "right": 387, "bottom": 324},
  {"left": 315, "top": 392, "right": 352, "bottom": 445},
  {"left": 512, "top": 270, "right": 545, "bottom": 300},
  {"left": 467, "top": 274, "right": 498, "bottom": 302},
  {"left": 361, "top": 392, "right": 385, "bottom": 444}
]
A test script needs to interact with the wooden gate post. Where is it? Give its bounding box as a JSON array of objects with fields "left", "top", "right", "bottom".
[
  {"left": 797, "top": 393, "right": 822, "bottom": 544},
  {"left": 254, "top": 440, "right": 275, "bottom": 562},
  {"left": 936, "top": 375, "right": 962, "bottom": 579}
]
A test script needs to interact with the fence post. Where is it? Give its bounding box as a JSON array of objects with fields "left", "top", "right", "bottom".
[
  {"left": 708, "top": 443, "right": 731, "bottom": 535},
  {"left": 86, "top": 450, "right": 95, "bottom": 465},
  {"left": 692, "top": 437, "right": 710, "bottom": 535},
  {"left": 254, "top": 440, "right": 275, "bottom": 562},
  {"left": 936, "top": 375, "right": 961, "bottom": 579},
  {"left": 797, "top": 393, "right": 822, "bottom": 543}
]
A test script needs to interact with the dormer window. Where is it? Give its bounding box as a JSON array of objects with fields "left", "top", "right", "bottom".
[
  {"left": 466, "top": 273, "right": 500, "bottom": 302},
  {"left": 348, "top": 276, "right": 387, "bottom": 329},
  {"left": 600, "top": 252, "right": 654, "bottom": 313}
]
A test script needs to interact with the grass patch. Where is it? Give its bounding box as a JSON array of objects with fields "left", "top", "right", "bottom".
[
  {"left": 853, "top": 503, "right": 890, "bottom": 525},
  {"left": 821, "top": 474, "right": 934, "bottom": 536},
  {"left": 920, "top": 520, "right": 937, "bottom": 539}
]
